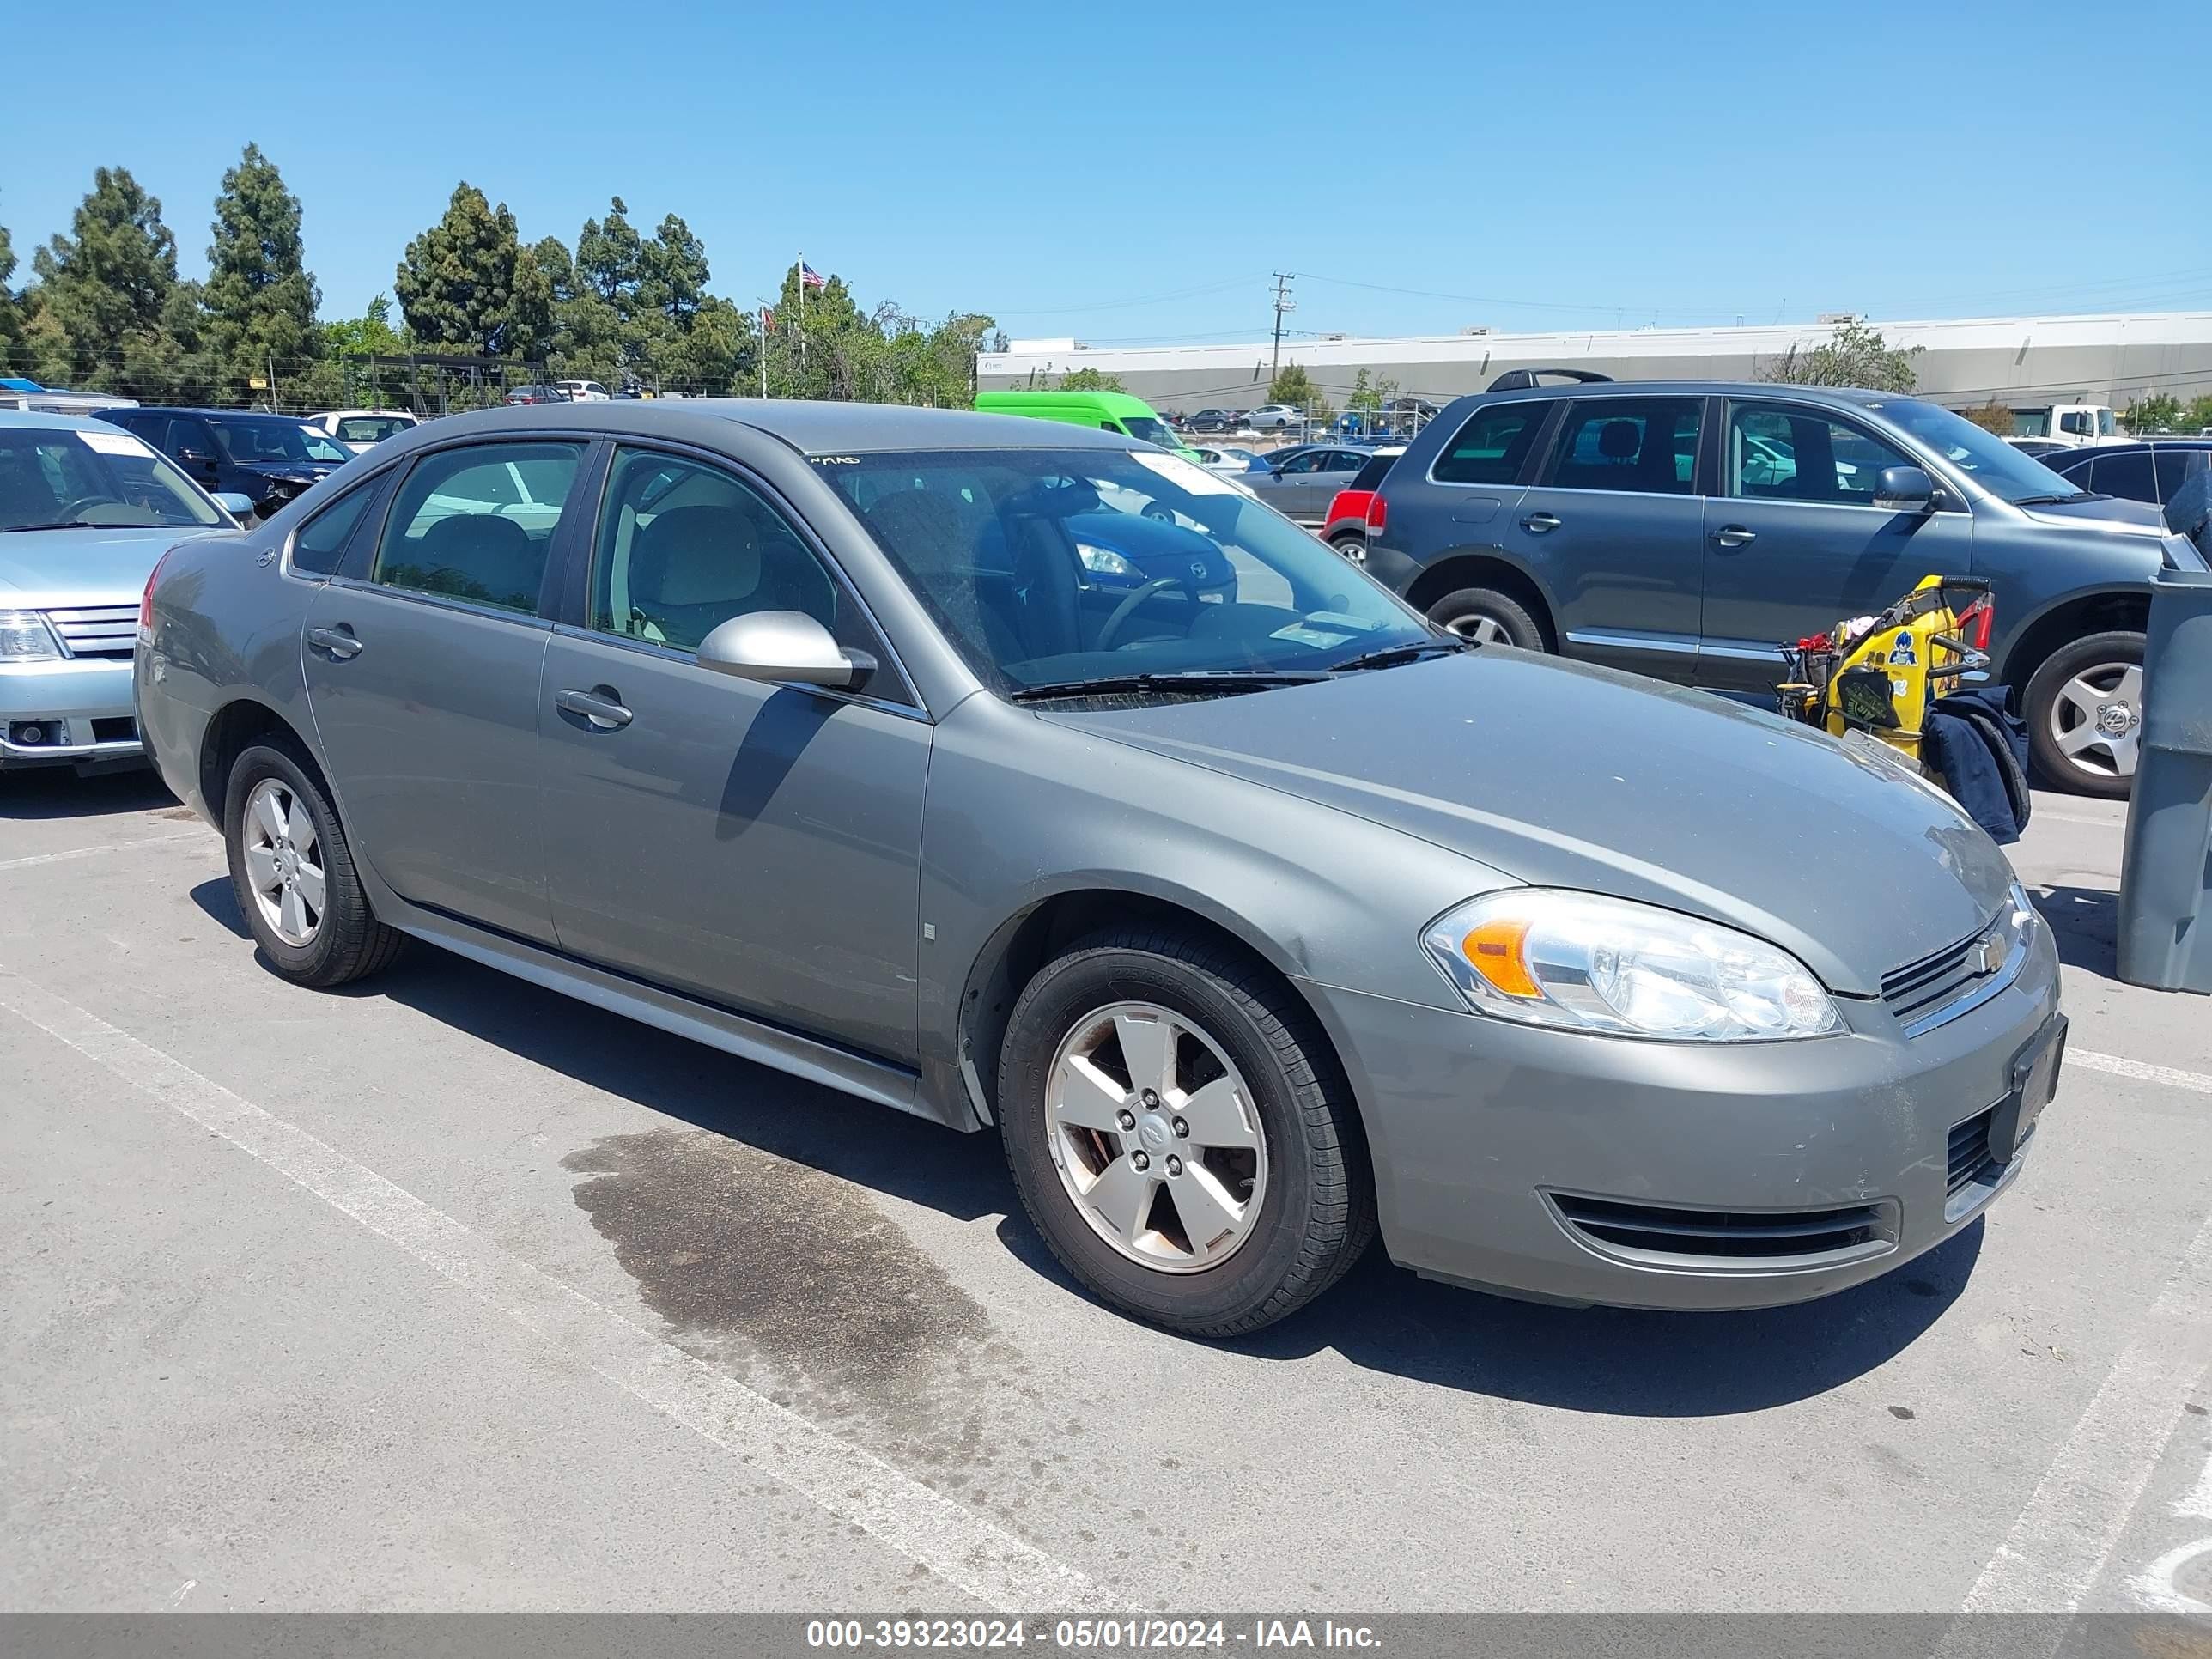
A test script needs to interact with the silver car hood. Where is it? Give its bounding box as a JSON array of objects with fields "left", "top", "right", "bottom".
[
  {"left": 0, "top": 524, "right": 212, "bottom": 608},
  {"left": 1042, "top": 650, "right": 2018, "bottom": 996}
]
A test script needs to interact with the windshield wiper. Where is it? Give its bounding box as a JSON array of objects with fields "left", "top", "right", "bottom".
[
  {"left": 1008, "top": 669, "right": 1330, "bottom": 703},
  {"left": 1328, "top": 638, "right": 1474, "bottom": 673},
  {"left": 3, "top": 520, "right": 102, "bottom": 532},
  {"left": 2010, "top": 491, "right": 2103, "bottom": 507}
]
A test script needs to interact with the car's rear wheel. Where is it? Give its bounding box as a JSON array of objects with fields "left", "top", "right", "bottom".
[
  {"left": 998, "top": 929, "right": 1374, "bottom": 1336},
  {"left": 1327, "top": 531, "right": 1369, "bottom": 567},
  {"left": 1425, "top": 586, "right": 1545, "bottom": 651},
  {"left": 2024, "top": 630, "right": 2145, "bottom": 799},
  {"left": 223, "top": 741, "right": 404, "bottom": 987}
]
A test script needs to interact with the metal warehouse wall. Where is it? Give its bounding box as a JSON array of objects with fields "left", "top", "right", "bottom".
[{"left": 975, "top": 312, "right": 2212, "bottom": 413}]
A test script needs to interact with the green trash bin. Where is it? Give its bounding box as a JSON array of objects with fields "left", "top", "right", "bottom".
[{"left": 2117, "top": 566, "right": 2212, "bottom": 994}]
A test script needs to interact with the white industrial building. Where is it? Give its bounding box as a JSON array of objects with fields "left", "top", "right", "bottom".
[{"left": 976, "top": 310, "right": 2212, "bottom": 415}]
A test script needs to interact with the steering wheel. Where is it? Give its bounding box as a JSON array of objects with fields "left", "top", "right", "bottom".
[
  {"left": 1097, "top": 576, "right": 1196, "bottom": 652},
  {"left": 55, "top": 496, "right": 118, "bottom": 522}
]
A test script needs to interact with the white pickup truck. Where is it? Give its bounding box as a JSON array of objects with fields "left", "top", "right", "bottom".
[{"left": 2001, "top": 399, "right": 2123, "bottom": 447}]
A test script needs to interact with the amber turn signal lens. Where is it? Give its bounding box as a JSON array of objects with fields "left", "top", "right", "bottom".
[{"left": 1461, "top": 918, "right": 1540, "bottom": 999}]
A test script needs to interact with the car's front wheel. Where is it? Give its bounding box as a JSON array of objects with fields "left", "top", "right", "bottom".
[
  {"left": 223, "top": 741, "right": 405, "bottom": 987},
  {"left": 998, "top": 929, "right": 1374, "bottom": 1335},
  {"left": 2024, "top": 629, "right": 2145, "bottom": 799}
]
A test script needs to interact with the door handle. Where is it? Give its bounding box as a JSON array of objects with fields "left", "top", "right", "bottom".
[
  {"left": 1522, "top": 512, "right": 1562, "bottom": 533},
  {"left": 1711, "top": 525, "right": 1758, "bottom": 549},
  {"left": 306, "top": 624, "right": 362, "bottom": 659},
  {"left": 556, "top": 686, "right": 633, "bottom": 730}
]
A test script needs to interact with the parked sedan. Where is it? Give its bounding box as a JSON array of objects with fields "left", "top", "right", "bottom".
[
  {"left": 139, "top": 400, "right": 2063, "bottom": 1335},
  {"left": 1, "top": 410, "right": 241, "bottom": 772},
  {"left": 1185, "top": 409, "right": 1243, "bottom": 434},
  {"left": 1247, "top": 404, "right": 1301, "bottom": 432},
  {"left": 1242, "top": 443, "right": 1373, "bottom": 526}
]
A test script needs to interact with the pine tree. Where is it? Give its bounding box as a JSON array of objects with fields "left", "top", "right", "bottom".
[
  {"left": 203, "top": 143, "right": 321, "bottom": 403},
  {"left": 394, "top": 183, "right": 546, "bottom": 360},
  {"left": 28, "top": 166, "right": 179, "bottom": 390}
]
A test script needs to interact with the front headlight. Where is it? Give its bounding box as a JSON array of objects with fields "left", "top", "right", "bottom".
[
  {"left": 1074, "top": 542, "right": 1139, "bottom": 579},
  {"left": 1422, "top": 890, "right": 1843, "bottom": 1042},
  {"left": 0, "top": 611, "right": 62, "bottom": 663}
]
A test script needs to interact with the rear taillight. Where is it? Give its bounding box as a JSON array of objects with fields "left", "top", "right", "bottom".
[
  {"left": 1365, "top": 492, "right": 1388, "bottom": 534},
  {"left": 138, "top": 547, "right": 175, "bottom": 641},
  {"left": 1957, "top": 592, "right": 1995, "bottom": 653}
]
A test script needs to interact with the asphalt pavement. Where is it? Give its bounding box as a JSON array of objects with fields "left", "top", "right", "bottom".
[{"left": 3, "top": 767, "right": 2209, "bottom": 1615}]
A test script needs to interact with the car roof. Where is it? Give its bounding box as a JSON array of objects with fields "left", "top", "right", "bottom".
[
  {"left": 108, "top": 405, "right": 312, "bottom": 422},
  {"left": 0, "top": 409, "right": 133, "bottom": 434},
  {"left": 403, "top": 398, "right": 1139, "bottom": 455},
  {"left": 1459, "top": 380, "right": 1905, "bottom": 406}
]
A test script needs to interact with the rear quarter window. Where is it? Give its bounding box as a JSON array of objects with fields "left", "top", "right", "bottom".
[{"left": 1432, "top": 401, "right": 1555, "bottom": 484}]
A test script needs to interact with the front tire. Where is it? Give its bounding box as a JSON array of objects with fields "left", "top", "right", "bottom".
[
  {"left": 998, "top": 929, "right": 1375, "bottom": 1336},
  {"left": 223, "top": 741, "right": 404, "bottom": 987},
  {"left": 2024, "top": 630, "right": 2145, "bottom": 799}
]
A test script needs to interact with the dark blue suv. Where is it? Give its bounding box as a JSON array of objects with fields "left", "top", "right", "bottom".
[
  {"left": 96, "top": 407, "right": 351, "bottom": 517},
  {"left": 1366, "top": 381, "right": 2207, "bottom": 797}
]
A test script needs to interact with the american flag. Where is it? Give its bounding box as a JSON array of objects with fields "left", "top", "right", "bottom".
[{"left": 799, "top": 263, "right": 825, "bottom": 290}]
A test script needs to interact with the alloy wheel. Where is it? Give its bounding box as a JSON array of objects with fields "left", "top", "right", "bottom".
[
  {"left": 1445, "top": 611, "right": 1510, "bottom": 647},
  {"left": 2047, "top": 661, "right": 2143, "bottom": 782},
  {"left": 241, "top": 777, "right": 326, "bottom": 945},
  {"left": 1043, "top": 1000, "right": 1268, "bottom": 1273}
]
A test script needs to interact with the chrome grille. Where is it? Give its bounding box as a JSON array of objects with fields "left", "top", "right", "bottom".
[
  {"left": 43, "top": 605, "right": 140, "bottom": 659},
  {"left": 1882, "top": 916, "right": 2011, "bottom": 1035}
]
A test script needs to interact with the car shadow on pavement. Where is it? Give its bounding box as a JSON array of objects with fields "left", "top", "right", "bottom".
[
  {"left": 1212, "top": 1218, "right": 1984, "bottom": 1417},
  {"left": 1, "top": 767, "right": 176, "bottom": 820},
  {"left": 2028, "top": 883, "right": 2120, "bottom": 978},
  {"left": 191, "top": 877, "right": 1018, "bottom": 1223},
  {"left": 191, "top": 875, "right": 1982, "bottom": 1415}
]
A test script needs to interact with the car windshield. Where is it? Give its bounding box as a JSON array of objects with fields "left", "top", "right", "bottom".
[
  {"left": 210, "top": 416, "right": 350, "bottom": 466},
  {"left": 335, "top": 416, "right": 410, "bottom": 443},
  {"left": 826, "top": 447, "right": 1433, "bottom": 696},
  {"left": 1864, "top": 398, "right": 2085, "bottom": 504},
  {"left": 0, "top": 427, "right": 226, "bottom": 530},
  {"left": 1119, "top": 415, "right": 1178, "bottom": 449}
]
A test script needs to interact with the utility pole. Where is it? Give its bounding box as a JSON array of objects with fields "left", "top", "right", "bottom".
[{"left": 1269, "top": 272, "right": 1296, "bottom": 382}]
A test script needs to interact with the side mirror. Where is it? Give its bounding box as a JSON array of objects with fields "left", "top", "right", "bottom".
[
  {"left": 210, "top": 491, "right": 255, "bottom": 518},
  {"left": 178, "top": 447, "right": 216, "bottom": 469},
  {"left": 1873, "top": 465, "right": 1936, "bottom": 514},
  {"left": 696, "top": 611, "right": 876, "bottom": 692}
]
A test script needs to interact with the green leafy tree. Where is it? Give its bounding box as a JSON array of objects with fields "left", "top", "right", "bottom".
[
  {"left": 2124, "top": 393, "right": 2184, "bottom": 434},
  {"left": 1960, "top": 402, "right": 2017, "bottom": 436},
  {"left": 202, "top": 143, "right": 321, "bottom": 404},
  {"left": 323, "top": 292, "right": 404, "bottom": 359},
  {"left": 0, "top": 217, "right": 21, "bottom": 351},
  {"left": 28, "top": 166, "right": 180, "bottom": 392},
  {"left": 1267, "top": 362, "right": 1322, "bottom": 410},
  {"left": 1058, "top": 366, "right": 1125, "bottom": 392},
  {"left": 1760, "top": 318, "right": 1921, "bottom": 392},
  {"left": 394, "top": 183, "right": 547, "bottom": 360}
]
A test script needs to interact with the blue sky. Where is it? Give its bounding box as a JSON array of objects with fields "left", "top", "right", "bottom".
[{"left": 5, "top": 0, "right": 2209, "bottom": 345}]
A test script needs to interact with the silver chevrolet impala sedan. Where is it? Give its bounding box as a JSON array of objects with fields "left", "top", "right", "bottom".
[{"left": 135, "top": 401, "right": 2065, "bottom": 1335}]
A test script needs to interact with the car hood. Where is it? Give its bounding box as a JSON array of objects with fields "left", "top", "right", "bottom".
[
  {"left": 0, "top": 524, "right": 219, "bottom": 607},
  {"left": 2017, "top": 494, "right": 2167, "bottom": 533},
  {"left": 1040, "top": 649, "right": 2019, "bottom": 996}
]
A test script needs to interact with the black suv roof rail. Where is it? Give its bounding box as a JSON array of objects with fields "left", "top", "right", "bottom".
[{"left": 1486, "top": 368, "right": 1616, "bottom": 392}]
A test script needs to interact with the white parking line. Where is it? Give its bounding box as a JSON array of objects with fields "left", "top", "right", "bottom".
[
  {"left": 0, "top": 969, "right": 1094, "bottom": 1613},
  {"left": 0, "top": 830, "right": 204, "bottom": 873},
  {"left": 2071, "top": 1051, "right": 2212, "bottom": 1097},
  {"left": 1954, "top": 1212, "right": 2212, "bottom": 1615}
]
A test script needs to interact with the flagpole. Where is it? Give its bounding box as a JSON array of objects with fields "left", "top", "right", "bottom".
[
  {"left": 759, "top": 305, "right": 769, "bottom": 398},
  {"left": 796, "top": 254, "right": 805, "bottom": 381}
]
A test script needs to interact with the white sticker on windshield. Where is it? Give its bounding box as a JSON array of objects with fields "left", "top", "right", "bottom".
[
  {"left": 78, "top": 428, "right": 155, "bottom": 457},
  {"left": 1127, "top": 449, "right": 1241, "bottom": 496}
]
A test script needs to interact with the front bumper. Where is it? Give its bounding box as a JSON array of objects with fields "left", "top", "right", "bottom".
[
  {"left": 0, "top": 657, "right": 143, "bottom": 768},
  {"left": 1304, "top": 918, "right": 2063, "bottom": 1310}
]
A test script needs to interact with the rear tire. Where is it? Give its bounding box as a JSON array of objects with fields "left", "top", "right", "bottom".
[
  {"left": 223, "top": 740, "right": 405, "bottom": 988},
  {"left": 1425, "top": 586, "right": 1545, "bottom": 650},
  {"left": 998, "top": 928, "right": 1375, "bottom": 1336},
  {"left": 1327, "top": 531, "right": 1369, "bottom": 567},
  {"left": 2023, "top": 629, "right": 2145, "bottom": 799}
]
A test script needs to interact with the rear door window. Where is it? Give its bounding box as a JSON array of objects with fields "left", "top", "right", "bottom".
[
  {"left": 2090, "top": 450, "right": 2157, "bottom": 504},
  {"left": 373, "top": 441, "right": 586, "bottom": 615},
  {"left": 2154, "top": 447, "right": 2208, "bottom": 502},
  {"left": 1545, "top": 398, "right": 1703, "bottom": 495},
  {"left": 1432, "top": 400, "right": 1555, "bottom": 484}
]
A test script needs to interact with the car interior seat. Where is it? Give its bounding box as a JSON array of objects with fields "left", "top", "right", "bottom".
[{"left": 412, "top": 513, "right": 540, "bottom": 611}]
